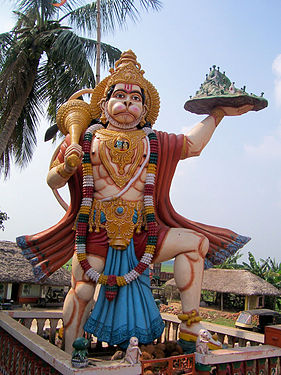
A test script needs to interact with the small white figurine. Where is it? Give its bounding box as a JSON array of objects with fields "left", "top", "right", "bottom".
[
  {"left": 196, "top": 329, "right": 211, "bottom": 354},
  {"left": 123, "top": 337, "right": 142, "bottom": 364}
]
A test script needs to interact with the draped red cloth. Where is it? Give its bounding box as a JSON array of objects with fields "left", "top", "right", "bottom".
[{"left": 17, "top": 131, "right": 250, "bottom": 280}]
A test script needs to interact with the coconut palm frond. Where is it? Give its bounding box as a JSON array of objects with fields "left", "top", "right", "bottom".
[
  {"left": 0, "top": 49, "right": 40, "bottom": 109},
  {"left": 0, "top": 146, "right": 12, "bottom": 178},
  {"left": 138, "top": 0, "right": 162, "bottom": 11},
  {"left": 51, "top": 29, "right": 91, "bottom": 72},
  {"left": 38, "top": 53, "right": 95, "bottom": 123},
  {"left": 79, "top": 36, "right": 121, "bottom": 67},
  {"left": 13, "top": 10, "right": 37, "bottom": 30},
  {"left": 2, "top": 77, "right": 43, "bottom": 170},
  {"left": 67, "top": 0, "right": 160, "bottom": 35},
  {"left": 0, "top": 33, "right": 13, "bottom": 49},
  {"left": 61, "top": 0, "right": 86, "bottom": 12},
  {"left": 16, "top": 0, "right": 59, "bottom": 20},
  {"left": 0, "top": 33, "right": 14, "bottom": 63},
  {"left": 0, "top": 0, "right": 162, "bottom": 175},
  {"left": 13, "top": 104, "right": 40, "bottom": 168},
  {"left": 66, "top": 0, "right": 134, "bottom": 35}
]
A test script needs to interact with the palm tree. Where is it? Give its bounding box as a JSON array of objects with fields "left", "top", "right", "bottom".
[
  {"left": 0, "top": 210, "right": 9, "bottom": 231},
  {"left": 214, "top": 250, "right": 244, "bottom": 269},
  {"left": 241, "top": 252, "right": 281, "bottom": 290},
  {"left": 241, "top": 252, "right": 270, "bottom": 279},
  {"left": 0, "top": 0, "right": 161, "bottom": 176}
]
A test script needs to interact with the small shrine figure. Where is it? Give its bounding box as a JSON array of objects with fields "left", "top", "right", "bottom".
[
  {"left": 71, "top": 337, "right": 89, "bottom": 368},
  {"left": 196, "top": 329, "right": 218, "bottom": 354},
  {"left": 123, "top": 336, "right": 142, "bottom": 364}
]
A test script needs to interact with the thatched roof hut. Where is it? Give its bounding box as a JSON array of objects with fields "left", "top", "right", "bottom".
[
  {"left": 201, "top": 269, "right": 280, "bottom": 296},
  {"left": 166, "top": 269, "right": 280, "bottom": 296},
  {"left": 0, "top": 240, "right": 71, "bottom": 286},
  {"left": 165, "top": 269, "right": 280, "bottom": 310}
]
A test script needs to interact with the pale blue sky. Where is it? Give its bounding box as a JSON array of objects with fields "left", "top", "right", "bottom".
[{"left": 1, "top": 0, "right": 281, "bottom": 264}]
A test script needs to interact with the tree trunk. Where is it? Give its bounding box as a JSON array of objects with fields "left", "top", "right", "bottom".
[{"left": 96, "top": 0, "right": 101, "bottom": 84}]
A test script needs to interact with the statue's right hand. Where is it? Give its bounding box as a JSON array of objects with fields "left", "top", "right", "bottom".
[{"left": 64, "top": 144, "right": 83, "bottom": 170}]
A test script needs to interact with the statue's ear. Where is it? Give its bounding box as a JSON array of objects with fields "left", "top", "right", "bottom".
[
  {"left": 142, "top": 104, "right": 148, "bottom": 117},
  {"left": 100, "top": 98, "right": 106, "bottom": 111}
]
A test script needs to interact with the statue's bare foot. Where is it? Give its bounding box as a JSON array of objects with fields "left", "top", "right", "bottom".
[{"left": 178, "top": 311, "right": 222, "bottom": 350}]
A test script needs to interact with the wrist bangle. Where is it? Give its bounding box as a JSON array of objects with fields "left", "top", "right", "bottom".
[
  {"left": 50, "top": 159, "right": 60, "bottom": 170},
  {"left": 56, "top": 163, "right": 74, "bottom": 179},
  {"left": 210, "top": 108, "right": 225, "bottom": 127}
]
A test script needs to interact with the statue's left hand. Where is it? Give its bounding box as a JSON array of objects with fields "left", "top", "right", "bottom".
[
  {"left": 64, "top": 143, "right": 83, "bottom": 170},
  {"left": 219, "top": 104, "right": 254, "bottom": 116}
]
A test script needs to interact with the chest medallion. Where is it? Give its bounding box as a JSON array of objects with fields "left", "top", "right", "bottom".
[{"left": 95, "top": 129, "right": 146, "bottom": 188}]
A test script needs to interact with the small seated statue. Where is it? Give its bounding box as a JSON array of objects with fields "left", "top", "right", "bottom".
[
  {"left": 71, "top": 337, "right": 90, "bottom": 368},
  {"left": 196, "top": 329, "right": 221, "bottom": 354},
  {"left": 123, "top": 337, "right": 142, "bottom": 364}
]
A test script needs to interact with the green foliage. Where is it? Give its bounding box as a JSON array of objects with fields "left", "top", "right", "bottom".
[
  {"left": 0, "top": 210, "right": 9, "bottom": 231},
  {"left": 216, "top": 250, "right": 281, "bottom": 290},
  {"left": 241, "top": 251, "right": 269, "bottom": 279},
  {"left": 217, "top": 250, "right": 281, "bottom": 310},
  {"left": 201, "top": 290, "right": 244, "bottom": 312},
  {"left": 214, "top": 250, "right": 244, "bottom": 269},
  {"left": 62, "top": 258, "right": 72, "bottom": 271},
  {"left": 241, "top": 252, "right": 281, "bottom": 291},
  {"left": 218, "top": 293, "right": 244, "bottom": 311},
  {"left": 0, "top": 0, "right": 161, "bottom": 176},
  {"left": 201, "top": 310, "right": 236, "bottom": 328},
  {"left": 201, "top": 290, "right": 215, "bottom": 304},
  {"left": 161, "top": 261, "right": 173, "bottom": 273}
]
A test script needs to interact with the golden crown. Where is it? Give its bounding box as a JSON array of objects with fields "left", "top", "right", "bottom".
[{"left": 90, "top": 50, "right": 160, "bottom": 126}]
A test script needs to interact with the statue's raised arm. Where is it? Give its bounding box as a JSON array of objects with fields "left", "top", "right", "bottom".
[{"left": 183, "top": 104, "right": 253, "bottom": 158}]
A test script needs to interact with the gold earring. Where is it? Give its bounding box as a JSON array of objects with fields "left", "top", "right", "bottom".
[
  {"left": 100, "top": 109, "right": 107, "bottom": 124},
  {"left": 139, "top": 116, "right": 146, "bottom": 127}
]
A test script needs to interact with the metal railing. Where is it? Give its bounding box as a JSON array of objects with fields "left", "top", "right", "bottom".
[
  {"left": 161, "top": 312, "right": 265, "bottom": 347},
  {"left": 195, "top": 345, "right": 281, "bottom": 374},
  {"left": 0, "top": 311, "right": 141, "bottom": 375},
  {"left": 2, "top": 310, "right": 280, "bottom": 374},
  {"left": 6, "top": 310, "right": 265, "bottom": 347}
]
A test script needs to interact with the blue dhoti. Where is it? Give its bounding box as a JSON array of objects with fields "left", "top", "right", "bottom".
[{"left": 83, "top": 239, "right": 164, "bottom": 348}]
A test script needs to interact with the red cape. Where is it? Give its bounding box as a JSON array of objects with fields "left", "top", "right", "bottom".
[{"left": 17, "top": 131, "right": 250, "bottom": 280}]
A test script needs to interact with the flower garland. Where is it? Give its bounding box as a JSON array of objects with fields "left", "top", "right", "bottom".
[{"left": 75, "top": 124, "right": 158, "bottom": 301}]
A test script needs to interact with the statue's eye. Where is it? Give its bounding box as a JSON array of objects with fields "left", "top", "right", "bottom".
[
  {"left": 114, "top": 92, "right": 125, "bottom": 99},
  {"left": 132, "top": 95, "right": 141, "bottom": 101}
]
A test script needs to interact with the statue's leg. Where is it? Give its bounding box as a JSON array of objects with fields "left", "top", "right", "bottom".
[
  {"left": 63, "top": 253, "right": 104, "bottom": 353},
  {"left": 154, "top": 228, "right": 221, "bottom": 348}
]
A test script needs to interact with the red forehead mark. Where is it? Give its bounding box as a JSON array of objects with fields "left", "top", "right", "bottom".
[{"left": 124, "top": 84, "right": 133, "bottom": 92}]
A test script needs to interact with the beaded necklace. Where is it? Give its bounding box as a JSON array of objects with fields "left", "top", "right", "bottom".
[{"left": 75, "top": 124, "right": 158, "bottom": 301}]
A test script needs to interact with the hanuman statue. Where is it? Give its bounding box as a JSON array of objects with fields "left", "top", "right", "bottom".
[{"left": 17, "top": 50, "right": 252, "bottom": 353}]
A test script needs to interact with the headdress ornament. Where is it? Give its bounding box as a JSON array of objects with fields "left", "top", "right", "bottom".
[{"left": 90, "top": 50, "right": 160, "bottom": 126}]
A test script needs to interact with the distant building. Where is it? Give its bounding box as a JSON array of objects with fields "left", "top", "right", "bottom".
[
  {"left": 150, "top": 263, "right": 174, "bottom": 286},
  {"left": 0, "top": 241, "right": 71, "bottom": 305},
  {"left": 202, "top": 269, "right": 280, "bottom": 310},
  {"left": 165, "top": 269, "right": 281, "bottom": 310}
]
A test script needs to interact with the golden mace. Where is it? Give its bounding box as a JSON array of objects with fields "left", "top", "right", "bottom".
[{"left": 56, "top": 90, "right": 94, "bottom": 167}]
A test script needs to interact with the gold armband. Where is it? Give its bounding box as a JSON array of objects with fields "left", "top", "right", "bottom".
[
  {"left": 50, "top": 159, "right": 60, "bottom": 170},
  {"left": 180, "top": 135, "right": 188, "bottom": 160},
  {"left": 56, "top": 163, "right": 75, "bottom": 180},
  {"left": 210, "top": 107, "right": 225, "bottom": 127}
]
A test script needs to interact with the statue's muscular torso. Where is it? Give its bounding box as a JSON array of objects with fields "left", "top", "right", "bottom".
[{"left": 91, "top": 134, "right": 149, "bottom": 202}]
